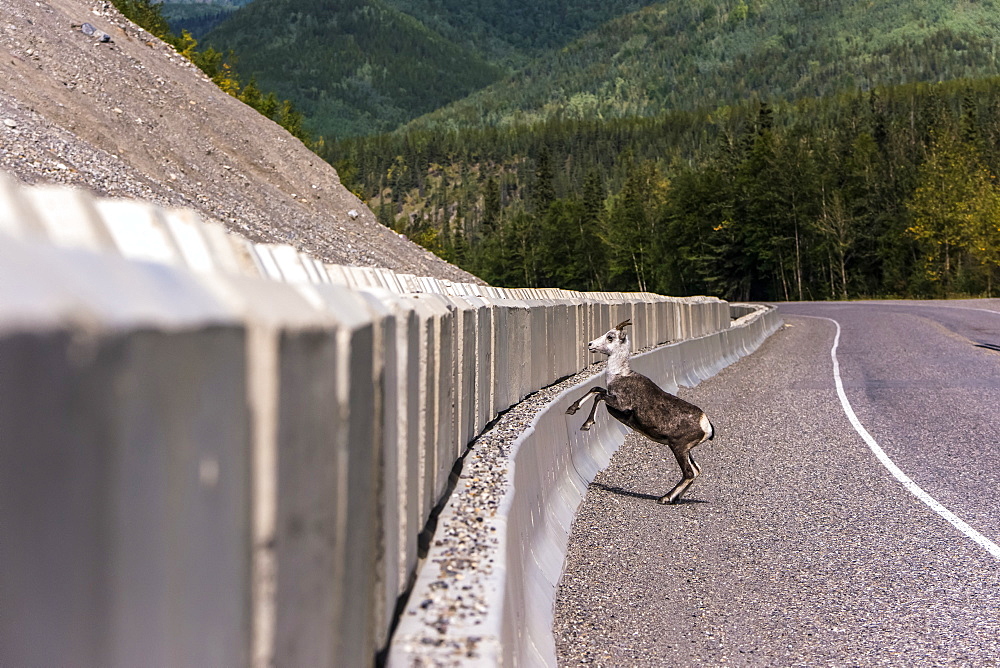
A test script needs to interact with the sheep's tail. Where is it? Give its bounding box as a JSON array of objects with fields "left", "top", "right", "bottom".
[{"left": 699, "top": 413, "right": 714, "bottom": 442}]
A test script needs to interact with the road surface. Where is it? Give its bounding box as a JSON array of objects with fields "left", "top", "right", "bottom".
[{"left": 554, "top": 299, "right": 1000, "bottom": 666}]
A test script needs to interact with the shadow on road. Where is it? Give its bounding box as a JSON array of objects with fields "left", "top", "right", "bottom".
[{"left": 590, "top": 482, "right": 708, "bottom": 504}]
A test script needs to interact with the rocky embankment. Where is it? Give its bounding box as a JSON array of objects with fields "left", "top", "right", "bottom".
[{"left": 0, "top": 0, "right": 479, "bottom": 283}]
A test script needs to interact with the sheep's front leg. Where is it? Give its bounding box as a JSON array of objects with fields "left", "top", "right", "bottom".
[
  {"left": 566, "top": 386, "right": 606, "bottom": 431},
  {"left": 566, "top": 387, "right": 605, "bottom": 415},
  {"left": 579, "top": 390, "right": 609, "bottom": 431}
]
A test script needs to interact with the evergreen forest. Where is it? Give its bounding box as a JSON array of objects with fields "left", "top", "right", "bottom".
[
  {"left": 409, "top": 0, "right": 1000, "bottom": 132},
  {"left": 160, "top": 2, "right": 246, "bottom": 38},
  {"left": 327, "top": 79, "right": 1000, "bottom": 299}
]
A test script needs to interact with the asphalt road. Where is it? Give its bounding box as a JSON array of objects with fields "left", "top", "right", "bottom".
[{"left": 554, "top": 299, "right": 1000, "bottom": 666}]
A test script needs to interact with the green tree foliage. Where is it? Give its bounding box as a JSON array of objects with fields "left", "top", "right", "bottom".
[
  {"left": 328, "top": 78, "right": 1000, "bottom": 297},
  {"left": 605, "top": 158, "right": 667, "bottom": 292},
  {"left": 382, "top": 0, "right": 646, "bottom": 68},
  {"left": 200, "top": 0, "right": 646, "bottom": 138},
  {"left": 161, "top": 2, "right": 245, "bottom": 39},
  {"left": 905, "top": 131, "right": 1000, "bottom": 294},
  {"left": 160, "top": 0, "right": 249, "bottom": 39}
]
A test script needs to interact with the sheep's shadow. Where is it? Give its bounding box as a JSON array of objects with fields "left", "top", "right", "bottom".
[{"left": 590, "top": 482, "right": 708, "bottom": 504}]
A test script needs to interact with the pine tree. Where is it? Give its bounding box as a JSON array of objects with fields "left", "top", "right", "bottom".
[
  {"left": 482, "top": 177, "right": 501, "bottom": 234},
  {"left": 532, "top": 146, "right": 556, "bottom": 215},
  {"left": 579, "top": 169, "right": 608, "bottom": 290}
]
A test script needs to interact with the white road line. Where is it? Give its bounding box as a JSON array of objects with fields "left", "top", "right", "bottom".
[{"left": 814, "top": 315, "right": 1000, "bottom": 560}]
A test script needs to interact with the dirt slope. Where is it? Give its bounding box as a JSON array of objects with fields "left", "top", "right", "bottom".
[{"left": 0, "top": 0, "right": 481, "bottom": 283}]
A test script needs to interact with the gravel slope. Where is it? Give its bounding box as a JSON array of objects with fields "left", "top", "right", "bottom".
[
  {"left": 554, "top": 303, "right": 1000, "bottom": 666},
  {"left": 0, "top": 0, "right": 479, "bottom": 283}
]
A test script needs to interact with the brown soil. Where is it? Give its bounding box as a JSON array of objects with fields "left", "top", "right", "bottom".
[{"left": 0, "top": 0, "right": 482, "bottom": 283}]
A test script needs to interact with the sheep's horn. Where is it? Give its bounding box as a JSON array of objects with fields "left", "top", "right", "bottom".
[{"left": 615, "top": 319, "right": 632, "bottom": 331}]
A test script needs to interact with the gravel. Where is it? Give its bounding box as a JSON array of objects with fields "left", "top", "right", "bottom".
[{"left": 0, "top": 0, "right": 480, "bottom": 283}]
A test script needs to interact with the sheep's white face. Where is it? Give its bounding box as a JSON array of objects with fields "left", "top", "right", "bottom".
[{"left": 588, "top": 327, "right": 629, "bottom": 356}]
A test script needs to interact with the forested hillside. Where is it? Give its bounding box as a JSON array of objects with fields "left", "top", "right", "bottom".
[
  {"left": 201, "top": 0, "right": 504, "bottom": 139},
  {"left": 379, "top": 0, "right": 648, "bottom": 68},
  {"left": 410, "top": 0, "right": 1000, "bottom": 131},
  {"left": 202, "top": 0, "right": 645, "bottom": 138},
  {"left": 161, "top": 1, "right": 248, "bottom": 38},
  {"left": 200, "top": 0, "right": 1000, "bottom": 140},
  {"left": 327, "top": 79, "right": 1000, "bottom": 300}
]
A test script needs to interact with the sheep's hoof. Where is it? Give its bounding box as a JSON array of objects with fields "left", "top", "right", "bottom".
[
  {"left": 565, "top": 405, "right": 578, "bottom": 415},
  {"left": 580, "top": 422, "right": 593, "bottom": 432},
  {"left": 657, "top": 496, "right": 673, "bottom": 505}
]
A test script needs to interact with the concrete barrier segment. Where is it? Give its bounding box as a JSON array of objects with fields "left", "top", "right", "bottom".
[
  {"left": 0, "top": 172, "right": 48, "bottom": 239},
  {"left": 235, "top": 242, "right": 273, "bottom": 280},
  {"left": 292, "top": 285, "right": 383, "bottom": 666},
  {"left": 374, "top": 267, "right": 406, "bottom": 293},
  {"left": 388, "top": 304, "right": 782, "bottom": 667},
  {"left": 355, "top": 290, "right": 423, "bottom": 626},
  {"left": 92, "top": 197, "right": 186, "bottom": 266},
  {"left": 525, "top": 299, "right": 550, "bottom": 391},
  {"left": 483, "top": 299, "right": 509, "bottom": 418},
  {"left": 415, "top": 295, "right": 457, "bottom": 507},
  {"left": 24, "top": 184, "right": 117, "bottom": 253},
  {"left": 220, "top": 236, "right": 265, "bottom": 278},
  {"left": 297, "top": 254, "right": 328, "bottom": 284},
  {"left": 321, "top": 263, "right": 350, "bottom": 286},
  {"left": 192, "top": 275, "right": 363, "bottom": 668},
  {"left": 393, "top": 273, "right": 419, "bottom": 293},
  {"left": 159, "top": 208, "right": 225, "bottom": 274},
  {"left": 435, "top": 294, "right": 479, "bottom": 460},
  {"left": 458, "top": 294, "right": 496, "bottom": 436},
  {"left": 207, "top": 276, "right": 387, "bottom": 667},
  {"left": 0, "top": 235, "right": 252, "bottom": 668},
  {"left": 252, "top": 244, "right": 290, "bottom": 282},
  {"left": 268, "top": 244, "right": 312, "bottom": 283},
  {"left": 398, "top": 294, "right": 449, "bottom": 521},
  {"left": 352, "top": 290, "right": 402, "bottom": 649}
]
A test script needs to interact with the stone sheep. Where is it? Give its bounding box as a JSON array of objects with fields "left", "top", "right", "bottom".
[{"left": 566, "top": 319, "right": 715, "bottom": 504}]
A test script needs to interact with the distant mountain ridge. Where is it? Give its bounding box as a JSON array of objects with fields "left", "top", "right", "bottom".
[
  {"left": 408, "top": 0, "right": 1000, "bottom": 131},
  {"left": 193, "top": 0, "right": 1000, "bottom": 139},
  {"left": 379, "top": 0, "right": 648, "bottom": 68}
]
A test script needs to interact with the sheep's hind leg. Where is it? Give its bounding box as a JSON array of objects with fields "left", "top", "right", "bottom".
[
  {"left": 688, "top": 451, "right": 701, "bottom": 475},
  {"left": 658, "top": 445, "right": 700, "bottom": 505}
]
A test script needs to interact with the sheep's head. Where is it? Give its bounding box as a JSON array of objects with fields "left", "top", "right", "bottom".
[{"left": 588, "top": 319, "right": 632, "bottom": 356}]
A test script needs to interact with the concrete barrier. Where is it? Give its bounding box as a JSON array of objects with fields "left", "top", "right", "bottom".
[
  {"left": 0, "top": 238, "right": 252, "bottom": 668},
  {"left": 0, "top": 174, "right": 777, "bottom": 667},
  {"left": 389, "top": 303, "right": 782, "bottom": 667}
]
